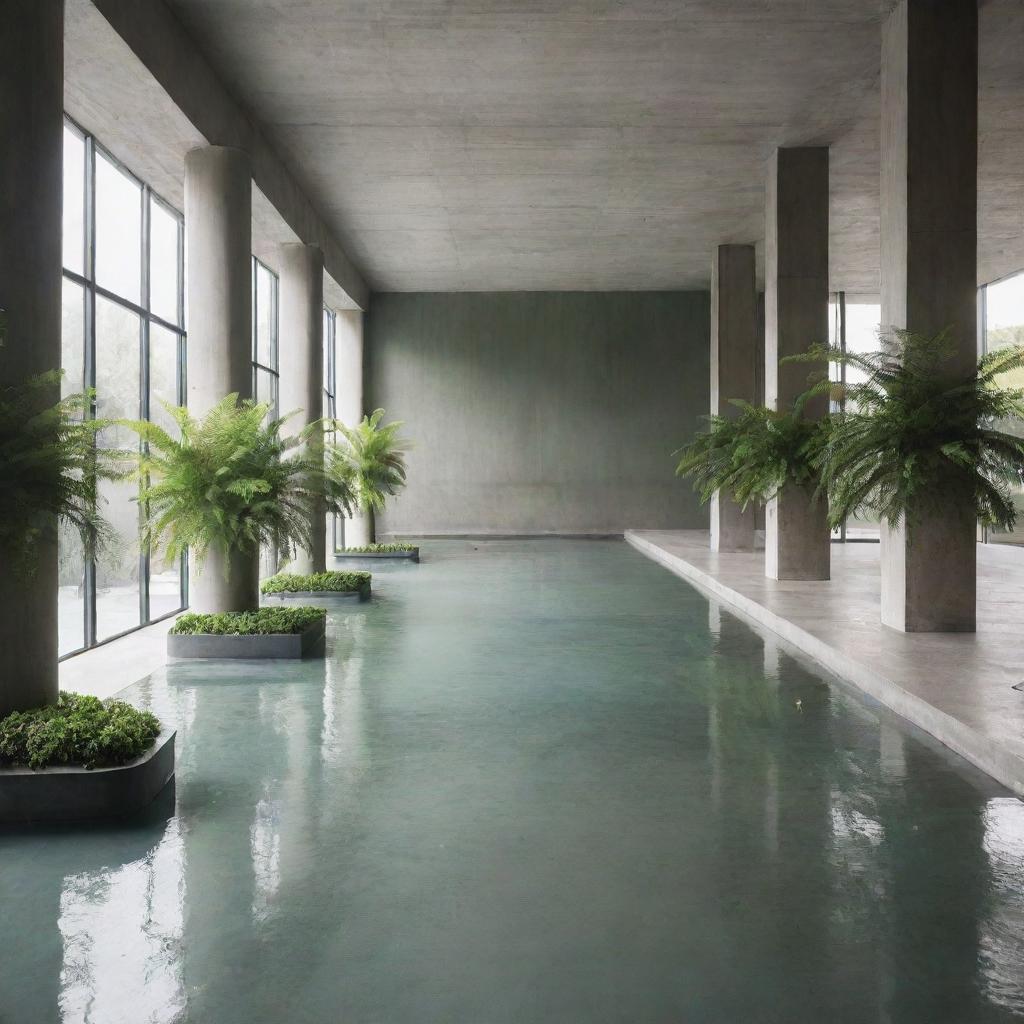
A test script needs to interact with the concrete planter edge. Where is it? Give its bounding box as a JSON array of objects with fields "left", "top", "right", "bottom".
[{"left": 263, "top": 583, "right": 370, "bottom": 602}]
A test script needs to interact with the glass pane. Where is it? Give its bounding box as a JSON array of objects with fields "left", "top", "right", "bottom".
[
  {"left": 149, "top": 323, "right": 181, "bottom": 435},
  {"left": 63, "top": 126, "right": 85, "bottom": 275},
  {"left": 95, "top": 151, "right": 142, "bottom": 303},
  {"left": 58, "top": 522, "right": 86, "bottom": 656},
  {"left": 61, "top": 279, "right": 85, "bottom": 400},
  {"left": 255, "top": 367, "right": 277, "bottom": 412},
  {"left": 322, "top": 308, "right": 333, "bottom": 394},
  {"left": 149, "top": 197, "right": 181, "bottom": 326},
  {"left": 843, "top": 303, "right": 882, "bottom": 540},
  {"left": 95, "top": 297, "right": 141, "bottom": 640},
  {"left": 985, "top": 272, "right": 1024, "bottom": 545},
  {"left": 255, "top": 263, "right": 276, "bottom": 368},
  {"left": 150, "top": 548, "right": 183, "bottom": 621}
]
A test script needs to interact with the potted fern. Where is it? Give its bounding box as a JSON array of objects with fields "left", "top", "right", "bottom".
[
  {"left": 804, "top": 329, "right": 1024, "bottom": 533},
  {"left": 675, "top": 395, "right": 829, "bottom": 516},
  {"left": 330, "top": 409, "right": 417, "bottom": 561},
  {"left": 124, "top": 394, "right": 355, "bottom": 659}
]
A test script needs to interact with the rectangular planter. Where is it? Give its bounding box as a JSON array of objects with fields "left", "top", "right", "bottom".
[
  {"left": 263, "top": 583, "right": 370, "bottom": 602},
  {"left": 334, "top": 548, "right": 419, "bottom": 562},
  {"left": 0, "top": 729, "right": 175, "bottom": 825},
  {"left": 167, "top": 616, "right": 326, "bottom": 660}
]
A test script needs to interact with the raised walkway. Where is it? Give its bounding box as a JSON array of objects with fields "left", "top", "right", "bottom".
[{"left": 626, "top": 529, "right": 1024, "bottom": 798}]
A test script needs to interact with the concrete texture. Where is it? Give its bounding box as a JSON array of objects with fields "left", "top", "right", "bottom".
[
  {"left": 709, "top": 245, "right": 757, "bottom": 552},
  {"left": 0, "top": 731, "right": 175, "bottom": 825},
  {"left": 5, "top": 539, "right": 1023, "bottom": 1022},
  {"left": 626, "top": 530, "right": 1024, "bottom": 799},
  {"left": 278, "top": 243, "right": 326, "bottom": 574},
  {"left": 764, "top": 149, "right": 831, "bottom": 581},
  {"left": 366, "top": 292, "right": 709, "bottom": 536},
  {"left": 0, "top": 0, "right": 64, "bottom": 718},
  {"left": 879, "top": 0, "right": 979, "bottom": 633}
]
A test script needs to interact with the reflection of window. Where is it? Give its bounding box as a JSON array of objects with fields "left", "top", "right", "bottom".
[
  {"left": 59, "top": 119, "right": 187, "bottom": 655},
  {"left": 829, "top": 294, "right": 882, "bottom": 542},
  {"left": 982, "top": 271, "right": 1024, "bottom": 545}
]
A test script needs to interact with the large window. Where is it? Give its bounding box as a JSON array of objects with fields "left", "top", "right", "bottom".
[
  {"left": 323, "top": 306, "right": 339, "bottom": 550},
  {"left": 829, "top": 293, "right": 882, "bottom": 542},
  {"left": 252, "top": 258, "right": 279, "bottom": 576},
  {"left": 60, "top": 119, "right": 187, "bottom": 657},
  {"left": 982, "top": 270, "right": 1024, "bottom": 545}
]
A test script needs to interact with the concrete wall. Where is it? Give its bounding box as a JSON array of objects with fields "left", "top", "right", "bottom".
[{"left": 365, "top": 292, "right": 710, "bottom": 536}]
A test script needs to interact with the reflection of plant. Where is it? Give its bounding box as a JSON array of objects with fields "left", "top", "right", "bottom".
[
  {"left": 329, "top": 409, "right": 409, "bottom": 515},
  {"left": 123, "top": 395, "right": 354, "bottom": 574},
  {"left": 794, "top": 330, "right": 1024, "bottom": 530},
  {"left": 0, "top": 691, "right": 160, "bottom": 770},
  {"left": 675, "top": 396, "right": 829, "bottom": 509},
  {"left": 0, "top": 371, "right": 123, "bottom": 577}
]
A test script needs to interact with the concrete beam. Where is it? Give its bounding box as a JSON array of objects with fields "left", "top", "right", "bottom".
[
  {"left": 86, "top": 0, "right": 368, "bottom": 310},
  {"left": 185, "top": 146, "right": 260, "bottom": 613},
  {"left": 879, "top": 0, "right": 978, "bottom": 632},
  {"left": 0, "top": 0, "right": 63, "bottom": 716},
  {"left": 764, "top": 148, "right": 831, "bottom": 581},
  {"left": 710, "top": 244, "right": 758, "bottom": 552},
  {"left": 278, "top": 243, "right": 326, "bottom": 573}
]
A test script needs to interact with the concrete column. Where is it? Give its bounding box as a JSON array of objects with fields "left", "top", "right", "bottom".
[
  {"left": 336, "top": 309, "right": 371, "bottom": 546},
  {"left": 710, "top": 244, "right": 758, "bottom": 552},
  {"left": 879, "top": 0, "right": 978, "bottom": 632},
  {"left": 184, "top": 146, "right": 259, "bottom": 612},
  {"left": 764, "top": 147, "right": 831, "bottom": 581},
  {"left": 277, "top": 244, "right": 325, "bottom": 573},
  {"left": 0, "top": 0, "right": 63, "bottom": 717}
]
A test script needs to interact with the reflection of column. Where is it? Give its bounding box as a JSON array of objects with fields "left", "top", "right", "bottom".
[
  {"left": 336, "top": 309, "right": 370, "bottom": 546},
  {"left": 184, "top": 146, "right": 258, "bottom": 611},
  {"left": 879, "top": 0, "right": 978, "bottom": 631},
  {"left": 764, "top": 147, "right": 831, "bottom": 581},
  {"left": 0, "top": 0, "right": 63, "bottom": 715},
  {"left": 278, "top": 243, "right": 325, "bottom": 573}
]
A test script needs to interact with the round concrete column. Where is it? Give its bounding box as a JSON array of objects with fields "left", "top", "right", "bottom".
[
  {"left": 0, "top": 0, "right": 63, "bottom": 717},
  {"left": 184, "top": 146, "right": 260, "bottom": 612},
  {"left": 278, "top": 243, "right": 325, "bottom": 573},
  {"left": 335, "top": 310, "right": 372, "bottom": 546}
]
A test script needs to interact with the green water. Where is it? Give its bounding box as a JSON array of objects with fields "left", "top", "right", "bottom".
[{"left": 2, "top": 540, "right": 1023, "bottom": 1023}]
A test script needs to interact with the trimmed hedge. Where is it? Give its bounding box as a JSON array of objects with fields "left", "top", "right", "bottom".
[
  {"left": 261, "top": 570, "right": 370, "bottom": 595},
  {"left": 338, "top": 543, "right": 417, "bottom": 553},
  {"left": 170, "top": 607, "right": 326, "bottom": 636},
  {"left": 0, "top": 692, "right": 161, "bottom": 770}
]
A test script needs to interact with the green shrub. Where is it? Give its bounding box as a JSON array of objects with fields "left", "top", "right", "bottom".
[
  {"left": 0, "top": 692, "right": 160, "bottom": 770},
  {"left": 338, "top": 543, "right": 417, "bottom": 553},
  {"left": 261, "top": 571, "right": 370, "bottom": 594},
  {"left": 170, "top": 606, "right": 326, "bottom": 636}
]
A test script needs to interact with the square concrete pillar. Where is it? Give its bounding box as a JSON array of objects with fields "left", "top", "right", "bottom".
[
  {"left": 879, "top": 0, "right": 978, "bottom": 632},
  {"left": 764, "top": 148, "right": 831, "bottom": 581},
  {"left": 710, "top": 245, "right": 758, "bottom": 552}
]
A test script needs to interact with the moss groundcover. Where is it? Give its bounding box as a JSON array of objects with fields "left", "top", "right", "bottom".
[
  {"left": 261, "top": 571, "right": 370, "bottom": 595},
  {"left": 170, "top": 607, "right": 326, "bottom": 636},
  {"left": 0, "top": 692, "right": 161, "bottom": 770},
  {"left": 338, "top": 543, "right": 417, "bottom": 553}
]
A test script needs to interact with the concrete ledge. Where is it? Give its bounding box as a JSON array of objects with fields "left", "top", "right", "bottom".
[
  {"left": 625, "top": 530, "right": 1024, "bottom": 798},
  {"left": 264, "top": 584, "right": 370, "bottom": 601},
  {"left": 0, "top": 729, "right": 175, "bottom": 825},
  {"left": 335, "top": 549, "right": 419, "bottom": 562},
  {"left": 167, "top": 617, "right": 326, "bottom": 660}
]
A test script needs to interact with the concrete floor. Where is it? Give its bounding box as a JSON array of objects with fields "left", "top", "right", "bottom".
[
  {"left": 5, "top": 539, "right": 1024, "bottom": 1023},
  {"left": 627, "top": 530, "right": 1024, "bottom": 798}
]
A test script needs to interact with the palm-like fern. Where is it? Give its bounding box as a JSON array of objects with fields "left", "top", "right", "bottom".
[
  {"left": 329, "top": 409, "right": 410, "bottom": 514},
  {"left": 123, "top": 395, "right": 355, "bottom": 572},
  {"left": 799, "top": 329, "right": 1024, "bottom": 530},
  {"left": 0, "top": 371, "right": 124, "bottom": 576},
  {"left": 675, "top": 396, "right": 828, "bottom": 510}
]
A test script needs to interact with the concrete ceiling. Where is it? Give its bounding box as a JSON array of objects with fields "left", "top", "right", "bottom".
[{"left": 149, "top": 1, "right": 1024, "bottom": 292}]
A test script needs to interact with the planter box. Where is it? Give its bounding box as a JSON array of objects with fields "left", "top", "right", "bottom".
[
  {"left": 335, "top": 548, "right": 419, "bottom": 562},
  {"left": 0, "top": 729, "right": 175, "bottom": 825},
  {"left": 263, "top": 583, "right": 370, "bottom": 603},
  {"left": 167, "top": 616, "right": 326, "bottom": 660}
]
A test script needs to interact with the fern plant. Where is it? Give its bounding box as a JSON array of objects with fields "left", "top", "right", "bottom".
[
  {"left": 328, "top": 409, "right": 410, "bottom": 540},
  {"left": 0, "top": 371, "right": 123, "bottom": 576},
  {"left": 123, "top": 395, "right": 355, "bottom": 577},
  {"left": 796, "top": 329, "right": 1024, "bottom": 530},
  {"left": 675, "top": 396, "right": 828, "bottom": 510}
]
